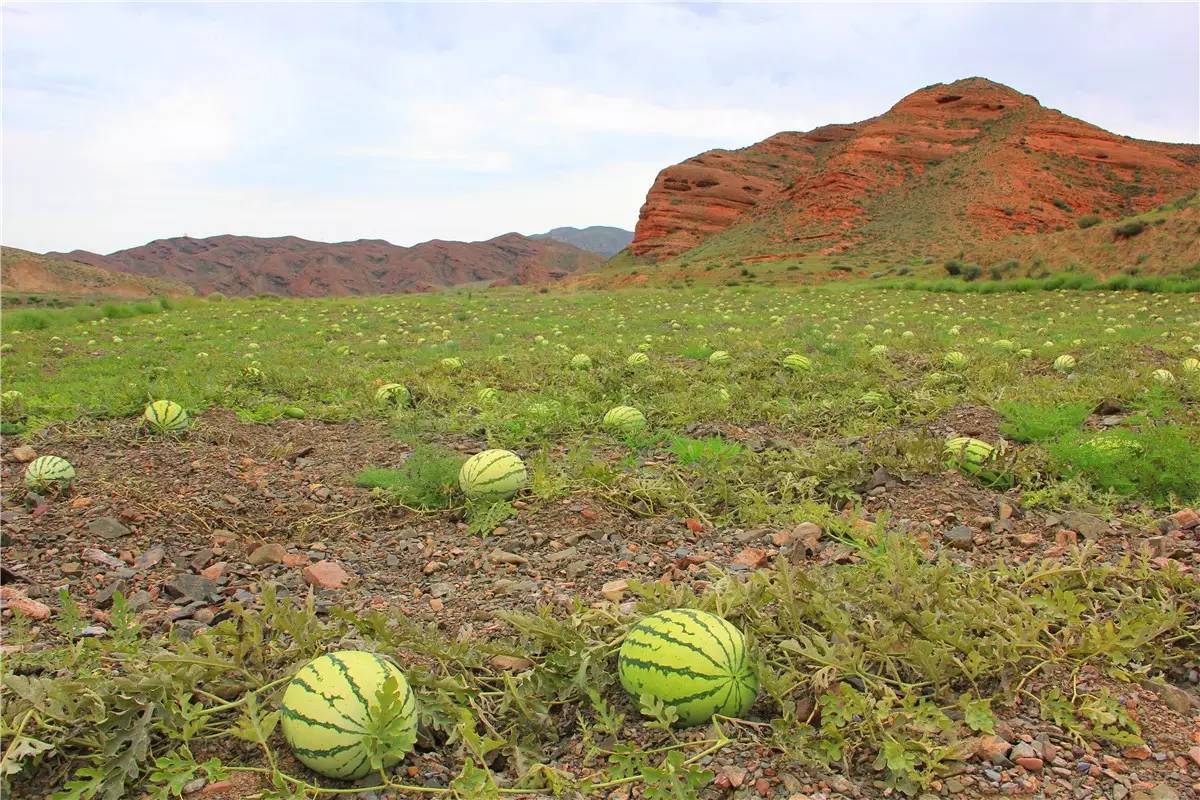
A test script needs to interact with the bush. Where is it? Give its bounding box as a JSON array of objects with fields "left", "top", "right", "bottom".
[
  {"left": 1077, "top": 215, "right": 1101, "bottom": 229},
  {"left": 998, "top": 402, "right": 1091, "bottom": 443},
  {"left": 1052, "top": 198, "right": 1072, "bottom": 212},
  {"left": 353, "top": 445, "right": 465, "bottom": 509},
  {"left": 207, "top": 291, "right": 227, "bottom": 302},
  {"left": 1112, "top": 220, "right": 1146, "bottom": 239},
  {"left": 962, "top": 265, "right": 983, "bottom": 281},
  {"left": 1048, "top": 426, "right": 1200, "bottom": 505},
  {"left": 944, "top": 260, "right": 964, "bottom": 276}
]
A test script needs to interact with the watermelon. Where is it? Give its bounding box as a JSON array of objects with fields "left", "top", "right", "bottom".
[
  {"left": 477, "top": 387, "right": 499, "bottom": 403},
  {"left": 869, "top": 344, "right": 889, "bottom": 357},
  {"left": 1053, "top": 354, "right": 1076, "bottom": 373},
  {"left": 944, "top": 437, "right": 1004, "bottom": 483},
  {"left": 459, "top": 449, "right": 527, "bottom": 500},
  {"left": 570, "top": 354, "right": 593, "bottom": 370},
  {"left": 241, "top": 365, "right": 266, "bottom": 384},
  {"left": 25, "top": 455, "right": 75, "bottom": 493},
  {"left": 280, "top": 650, "right": 417, "bottom": 780},
  {"left": 627, "top": 352, "right": 650, "bottom": 367},
  {"left": 1183, "top": 357, "right": 1200, "bottom": 374},
  {"left": 1, "top": 390, "right": 26, "bottom": 420},
  {"left": 781, "top": 354, "right": 811, "bottom": 372},
  {"left": 143, "top": 400, "right": 189, "bottom": 434},
  {"left": 375, "top": 384, "right": 411, "bottom": 407},
  {"left": 618, "top": 608, "right": 757, "bottom": 726},
  {"left": 439, "top": 357, "right": 463, "bottom": 372},
  {"left": 708, "top": 350, "right": 731, "bottom": 366},
  {"left": 943, "top": 351, "right": 967, "bottom": 369},
  {"left": 1151, "top": 368, "right": 1176, "bottom": 385},
  {"left": 603, "top": 406, "right": 646, "bottom": 435}
]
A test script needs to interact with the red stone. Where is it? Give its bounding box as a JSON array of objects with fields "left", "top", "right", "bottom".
[{"left": 303, "top": 560, "right": 350, "bottom": 589}]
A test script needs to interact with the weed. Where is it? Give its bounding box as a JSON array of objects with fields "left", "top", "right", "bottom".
[{"left": 354, "top": 445, "right": 464, "bottom": 509}]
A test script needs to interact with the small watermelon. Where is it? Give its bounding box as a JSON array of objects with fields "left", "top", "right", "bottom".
[
  {"left": 944, "top": 437, "right": 1004, "bottom": 483},
  {"left": 1151, "top": 368, "right": 1176, "bottom": 385},
  {"left": 459, "top": 449, "right": 527, "bottom": 501},
  {"left": 627, "top": 352, "right": 649, "bottom": 367},
  {"left": 869, "top": 344, "right": 889, "bottom": 357},
  {"left": 280, "top": 650, "right": 417, "bottom": 780},
  {"left": 25, "top": 455, "right": 75, "bottom": 493},
  {"left": 708, "top": 350, "right": 731, "bottom": 366},
  {"left": 439, "top": 357, "right": 463, "bottom": 372},
  {"left": 618, "top": 608, "right": 757, "bottom": 726},
  {"left": 143, "top": 400, "right": 189, "bottom": 434},
  {"left": 1053, "top": 354, "right": 1076, "bottom": 374},
  {"left": 1, "top": 390, "right": 26, "bottom": 420},
  {"left": 781, "top": 354, "right": 811, "bottom": 372},
  {"left": 603, "top": 406, "right": 646, "bottom": 436},
  {"left": 477, "top": 387, "right": 499, "bottom": 403},
  {"left": 943, "top": 351, "right": 967, "bottom": 369},
  {"left": 1182, "top": 357, "right": 1200, "bottom": 374},
  {"left": 569, "top": 354, "right": 593, "bottom": 370},
  {"left": 375, "top": 384, "right": 411, "bottom": 407}
]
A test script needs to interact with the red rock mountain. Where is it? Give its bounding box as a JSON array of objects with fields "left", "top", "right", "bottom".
[
  {"left": 50, "top": 233, "right": 601, "bottom": 297},
  {"left": 630, "top": 77, "right": 1200, "bottom": 264}
]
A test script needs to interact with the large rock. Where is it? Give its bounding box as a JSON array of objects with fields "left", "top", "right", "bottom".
[{"left": 87, "top": 517, "right": 131, "bottom": 540}]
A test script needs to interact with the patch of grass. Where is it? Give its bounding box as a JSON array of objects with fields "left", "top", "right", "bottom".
[
  {"left": 667, "top": 434, "right": 746, "bottom": 467},
  {"left": 1047, "top": 426, "right": 1200, "bottom": 505},
  {"left": 998, "top": 401, "right": 1091, "bottom": 443},
  {"left": 354, "top": 445, "right": 464, "bottom": 509}
]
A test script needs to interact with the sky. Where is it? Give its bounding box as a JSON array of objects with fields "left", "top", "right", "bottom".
[{"left": 3, "top": 2, "right": 1198, "bottom": 254}]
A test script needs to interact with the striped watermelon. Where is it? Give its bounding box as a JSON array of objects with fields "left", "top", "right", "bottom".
[
  {"left": 477, "top": 387, "right": 499, "bottom": 403},
  {"left": 375, "top": 383, "right": 411, "bottom": 407},
  {"left": 869, "top": 344, "right": 889, "bottom": 357},
  {"left": 1151, "top": 368, "right": 1176, "bottom": 385},
  {"left": 781, "top": 354, "right": 811, "bottom": 372},
  {"left": 570, "top": 354, "right": 593, "bottom": 370},
  {"left": 1182, "top": 357, "right": 1200, "bottom": 374},
  {"left": 459, "top": 449, "right": 527, "bottom": 501},
  {"left": 439, "top": 357, "right": 463, "bottom": 372},
  {"left": 627, "top": 352, "right": 649, "bottom": 367},
  {"left": 143, "top": 400, "right": 189, "bottom": 434},
  {"left": 1053, "top": 354, "right": 1076, "bottom": 373},
  {"left": 944, "top": 437, "right": 1004, "bottom": 482},
  {"left": 708, "top": 351, "right": 731, "bottom": 366},
  {"left": 25, "top": 455, "right": 75, "bottom": 492},
  {"left": 1, "top": 390, "right": 25, "bottom": 420},
  {"left": 618, "top": 608, "right": 757, "bottom": 727},
  {"left": 603, "top": 406, "right": 646, "bottom": 435},
  {"left": 943, "top": 351, "right": 967, "bottom": 369},
  {"left": 280, "top": 650, "right": 417, "bottom": 780}
]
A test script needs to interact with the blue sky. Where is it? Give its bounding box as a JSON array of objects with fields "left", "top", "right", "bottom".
[{"left": 3, "top": 2, "right": 1197, "bottom": 254}]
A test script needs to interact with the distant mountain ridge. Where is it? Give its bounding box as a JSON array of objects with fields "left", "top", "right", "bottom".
[
  {"left": 46, "top": 232, "right": 602, "bottom": 297},
  {"left": 628, "top": 77, "right": 1200, "bottom": 272},
  {"left": 1, "top": 247, "right": 193, "bottom": 300},
  {"left": 531, "top": 226, "right": 633, "bottom": 257}
]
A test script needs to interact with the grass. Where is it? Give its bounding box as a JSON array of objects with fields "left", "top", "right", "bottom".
[
  {"left": 2, "top": 280, "right": 1199, "bottom": 796},
  {"left": 3, "top": 537, "right": 1195, "bottom": 798}
]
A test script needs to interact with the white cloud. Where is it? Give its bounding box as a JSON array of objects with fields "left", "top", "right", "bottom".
[{"left": 2, "top": 2, "right": 1196, "bottom": 253}]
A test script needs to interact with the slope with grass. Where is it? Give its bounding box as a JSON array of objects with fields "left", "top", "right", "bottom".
[
  {"left": 628, "top": 77, "right": 1200, "bottom": 272},
  {"left": 0, "top": 247, "right": 193, "bottom": 303}
]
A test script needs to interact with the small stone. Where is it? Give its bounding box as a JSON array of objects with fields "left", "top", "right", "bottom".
[
  {"left": 1122, "top": 745, "right": 1152, "bottom": 761},
  {"left": 386, "top": 554, "right": 399, "bottom": 567},
  {"left": 490, "top": 655, "right": 535, "bottom": 671},
  {"left": 1149, "top": 785, "right": 1179, "bottom": 800},
  {"left": 60, "top": 562, "right": 81, "bottom": 575},
  {"left": 601, "top": 579, "right": 629, "bottom": 602},
  {"left": 134, "top": 545, "right": 165, "bottom": 570},
  {"left": 1015, "top": 757, "right": 1043, "bottom": 772},
  {"left": 82, "top": 548, "right": 124, "bottom": 569},
  {"left": 10, "top": 446, "right": 37, "bottom": 463},
  {"left": 199, "top": 563, "right": 226, "bottom": 581},
  {"left": 182, "top": 777, "right": 207, "bottom": 794},
  {"left": 88, "top": 516, "right": 131, "bottom": 540},
  {"left": 93, "top": 579, "right": 128, "bottom": 609},
  {"left": 733, "top": 547, "right": 769, "bottom": 568},
  {"left": 429, "top": 582, "right": 453, "bottom": 598},
  {"left": 193, "top": 607, "right": 216, "bottom": 624},
  {"left": 489, "top": 549, "right": 528, "bottom": 565},
  {"left": 303, "top": 560, "right": 350, "bottom": 589},
  {"left": 126, "top": 590, "right": 153, "bottom": 611},
  {"left": 545, "top": 546, "right": 579, "bottom": 564},
  {"left": 0, "top": 587, "right": 50, "bottom": 620},
  {"left": 1060, "top": 511, "right": 1107, "bottom": 540},
  {"left": 78, "top": 625, "right": 106, "bottom": 637},
  {"left": 973, "top": 735, "right": 1012, "bottom": 764},
  {"left": 721, "top": 766, "right": 748, "bottom": 788},
  {"left": 944, "top": 525, "right": 975, "bottom": 550},
  {"left": 428, "top": 597, "right": 444, "bottom": 612},
  {"left": 164, "top": 574, "right": 218, "bottom": 603},
  {"left": 1167, "top": 508, "right": 1199, "bottom": 530},
  {"left": 248, "top": 543, "right": 289, "bottom": 565}
]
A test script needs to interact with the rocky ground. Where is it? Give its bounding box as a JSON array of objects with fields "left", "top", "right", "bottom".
[{"left": 2, "top": 412, "right": 1198, "bottom": 800}]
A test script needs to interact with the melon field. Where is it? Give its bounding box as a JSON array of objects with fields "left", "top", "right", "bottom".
[{"left": 1, "top": 284, "right": 1199, "bottom": 800}]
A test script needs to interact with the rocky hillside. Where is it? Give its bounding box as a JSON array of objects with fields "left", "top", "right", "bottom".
[
  {"left": 49, "top": 233, "right": 602, "bottom": 297},
  {"left": 630, "top": 78, "right": 1200, "bottom": 270},
  {"left": 532, "top": 226, "right": 633, "bottom": 257},
  {"left": 0, "top": 247, "right": 192, "bottom": 301}
]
